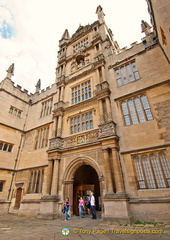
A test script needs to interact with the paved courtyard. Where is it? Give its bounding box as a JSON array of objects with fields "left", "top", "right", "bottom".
[{"left": 0, "top": 213, "right": 170, "bottom": 240}]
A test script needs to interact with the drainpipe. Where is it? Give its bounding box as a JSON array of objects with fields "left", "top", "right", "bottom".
[{"left": 7, "top": 99, "right": 32, "bottom": 211}]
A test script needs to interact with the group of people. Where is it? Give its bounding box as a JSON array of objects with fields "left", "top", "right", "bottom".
[{"left": 63, "top": 191, "right": 96, "bottom": 221}]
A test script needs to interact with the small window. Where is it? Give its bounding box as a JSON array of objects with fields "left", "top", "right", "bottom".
[{"left": 9, "top": 106, "right": 22, "bottom": 118}]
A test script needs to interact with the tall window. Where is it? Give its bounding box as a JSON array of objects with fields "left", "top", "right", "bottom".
[
  {"left": 40, "top": 98, "right": 53, "bottom": 118},
  {"left": 115, "top": 61, "right": 140, "bottom": 87},
  {"left": 133, "top": 151, "right": 170, "bottom": 189},
  {"left": 70, "top": 111, "right": 93, "bottom": 134},
  {"left": 35, "top": 126, "right": 50, "bottom": 150},
  {"left": 0, "top": 141, "right": 13, "bottom": 152},
  {"left": 71, "top": 80, "right": 92, "bottom": 105},
  {"left": 27, "top": 170, "right": 44, "bottom": 193},
  {"left": 121, "top": 95, "right": 153, "bottom": 126}
]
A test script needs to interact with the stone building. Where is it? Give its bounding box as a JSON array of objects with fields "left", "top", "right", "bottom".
[{"left": 0, "top": 1, "right": 170, "bottom": 223}]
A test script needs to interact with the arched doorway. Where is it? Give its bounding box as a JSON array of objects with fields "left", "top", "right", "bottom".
[{"left": 73, "top": 165, "right": 100, "bottom": 215}]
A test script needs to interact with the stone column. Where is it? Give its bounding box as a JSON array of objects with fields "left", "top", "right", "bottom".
[
  {"left": 101, "top": 65, "right": 106, "bottom": 82},
  {"left": 103, "top": 148, "right": 113, "bottom": 194},
  {"left": 105, "top": 97, "right": 112, "bottom": 121},
  {"left": 57, "top": 88, "right": 60, "bottom": 102},
  {"left": 52, "top": 117, "right": 57, "bottom": 138},
  {"left": 98, "top": 99, "right": 105, "bottom": 124},
  {"left": 95, "top": 68, "right": 100, "bottom": 84},
  {"left": 111, "top": 148, "right": 124, "bottom": 193},
  {"left": 45, "top": 160, "right": 53, "bottom": 195},
  {"left": 51, "top": 159, "right": 60, "bottom": 195},
  {"left": 60, "top": 86, "right": 65, "bottom": 101},
  {"left": 57, "top": 115, "right": 62, "bottom": 137}
]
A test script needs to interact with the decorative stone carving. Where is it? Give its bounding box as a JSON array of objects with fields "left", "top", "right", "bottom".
[
  {"left": 94, "top": 54, "right": 105, "bottom": 63},
  {"left": 49, "top": 138, "right": 63, "bottom": 150},
  {"left": 155, "top": 99, "right": 170, "bottom": 143},
  {"left": 86, "top": 130, "right": 99, "bottom": 143},
  {"left": 49, "top": 129, "right": 99, "bottom": 150},
  {"left": 98, "top": 121, "right": 116, "bottom": 138}
]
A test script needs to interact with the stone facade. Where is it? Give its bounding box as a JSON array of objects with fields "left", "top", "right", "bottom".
[{"left": 0, "top": 2, "right": 170, "bottom": 223}]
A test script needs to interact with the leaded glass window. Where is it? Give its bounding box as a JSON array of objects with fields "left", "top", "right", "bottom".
[
  {"left": 121, "top": 95, "right": 153, "bottom": 126},
  {"left": 115, "top": 61, "right": 140, "bottom": 86},
  {"left": 71, "top": 80, "right": 92, "bottom": 105},
  {"left": 133, "top": 151, "right": 170, "bottom": 189},
  {"left": 70, "top": 111, "right": 93, "bottom": 134}
]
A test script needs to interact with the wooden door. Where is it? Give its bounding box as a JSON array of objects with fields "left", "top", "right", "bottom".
[{"left": 14, "top": 187, "right": 22, "bottom": 209}]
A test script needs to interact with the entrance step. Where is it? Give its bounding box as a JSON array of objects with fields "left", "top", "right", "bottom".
[{"left": 8, "top": 209, "right": 19, "bottom": 215}]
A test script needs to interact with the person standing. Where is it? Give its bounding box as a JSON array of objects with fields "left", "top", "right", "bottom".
[
  {"left": 90, "top": 191, "right": 96, "bottom": 219},
  {"left": 85, "top": 195, "right": 91, "bottom": 214},
  {"left": 79, "top": 197, "right": 84, "bottom": 218},
  {"left": 64, "top": 197, "right": 70, "bottom": 221}
]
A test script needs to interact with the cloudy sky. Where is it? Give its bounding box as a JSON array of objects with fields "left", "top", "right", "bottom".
[{"left": 0, "top": 0, "right": 151, "bottom": 93}]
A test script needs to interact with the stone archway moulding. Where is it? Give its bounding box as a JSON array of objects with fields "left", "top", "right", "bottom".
[{"left": 63, "top": 156, "right": 103, "bottom": 182}]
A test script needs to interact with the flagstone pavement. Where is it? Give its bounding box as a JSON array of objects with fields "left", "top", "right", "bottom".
[{"left": 0, "top": 212, "right": 169, "bottom": 240}]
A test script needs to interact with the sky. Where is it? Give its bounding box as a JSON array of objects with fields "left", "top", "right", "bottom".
[{"left": 0, "top": 0, "right": 151, "bottom": 94}]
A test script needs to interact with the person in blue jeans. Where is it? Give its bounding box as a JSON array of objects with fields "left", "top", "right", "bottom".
[
  {"left": 79, "top": 197, "right": 85, "bottom": 218},
  {"left": 90, "top": 191, "right": 96, "bottom": 219},
  {"left": 64, "top": 197, "right": 70, "bottom": 221}
]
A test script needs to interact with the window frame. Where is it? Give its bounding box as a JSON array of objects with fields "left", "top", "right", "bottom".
[
  {"left": 133, "top": 151, "right": 170, "bottom": 190},
  {"left": 70, "top": 111, "right": 94, "bottom": 135},
  {"left": 0, "top": 141, "right": 13, "bottom": 152},
  {"left": 40, "top": 98, "right": 53, "bottom": 118},
  {"left": 115, "top": 61, "right": 140, "bottom": 87},
  {"left": 120, "top": 94, "right": 154, "bottom": 126},
  {"left": 71, "top": 80, "right": 92, "bottom": 105}
]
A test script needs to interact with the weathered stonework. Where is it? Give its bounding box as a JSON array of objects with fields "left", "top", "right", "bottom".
[
  {"left": 0, "top": 2, "right": 170, "bottom": 223},
  {"left": 155, "top": 99, "right": 170, "bottom": 143}
]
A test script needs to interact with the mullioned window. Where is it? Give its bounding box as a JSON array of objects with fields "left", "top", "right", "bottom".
[
  {"left": 0, "top": 141, "right": 13, "bottom": 152},
  {"left": 133, "top": 151, "right": 170, "bottom": 189},
  {"left": 121, "top": 95, "right": 153, "bottom": 126},
  {"left": 115, "top": 61, "right": 140, "bottom": 87}
]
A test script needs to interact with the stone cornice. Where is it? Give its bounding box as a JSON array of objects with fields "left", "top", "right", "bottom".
[
  {"left": 114, "top": 79, "right": 170, "bottom": 102},
  {"left": 120, "top": 143, "right": 170, "bottom": 155}
]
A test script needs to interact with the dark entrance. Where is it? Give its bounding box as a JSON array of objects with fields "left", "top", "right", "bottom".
[{"left": 73, "top": 165, "right": 100, "bottom": 215}]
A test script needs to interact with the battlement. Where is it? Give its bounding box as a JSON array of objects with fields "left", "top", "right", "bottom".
[{"left": 0, "top": 76, "right": 57, "bottom": 104}]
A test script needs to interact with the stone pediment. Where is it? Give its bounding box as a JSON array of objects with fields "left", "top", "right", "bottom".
[{"left": 71, "top": 24, "right": 91, "bottom": 40}]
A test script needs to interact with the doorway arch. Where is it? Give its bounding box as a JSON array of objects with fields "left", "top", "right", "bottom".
[
  {"left": 73, "top": 165, "right": 100, "bottom": 215},
  {"left": 62, "top": 156, "right": 103, "bottom": 215}
]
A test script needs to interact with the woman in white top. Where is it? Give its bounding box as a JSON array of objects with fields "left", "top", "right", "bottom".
[{"left": 90, "top": 191, "right": 96, "bottom": 219}]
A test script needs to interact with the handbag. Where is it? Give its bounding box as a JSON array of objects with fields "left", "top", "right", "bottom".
[{"left": 62, "top": 207, "right": 66, "bottom": 213}]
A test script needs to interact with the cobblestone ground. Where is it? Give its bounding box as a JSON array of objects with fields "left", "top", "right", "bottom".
[{"left": 0, "top": 213, "right": 170, "bottom": 240}]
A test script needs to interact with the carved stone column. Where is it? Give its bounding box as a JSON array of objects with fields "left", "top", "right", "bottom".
[
  {"left": 60, "top": 86, "right": 65, "bottom": 102},
  {"left": 105, "top": 97, "right": 112, "bottom": 121},
  {"left": 111, "top": 147, "right": 124, "bottom": 193},
  {"left": 101, "top": 65, "right": 106, "bottom": 82},
  {"left": 103, "top": 148, "right": 113, "bottom": 194},
  {"left": 57, "top": 115, "right": 62, "bottom": 137},
  {"left": 95, "top": 67, "right": 100, "bottom": 84},
  {"left": 98, "top": 99, "right": 105, "bottom": 124},
  {"left": 52, "top": 117, "right": 57, "bottom": 138},
  {"left": 51, "top": 159, "right": 60, "bottom": 195}
]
